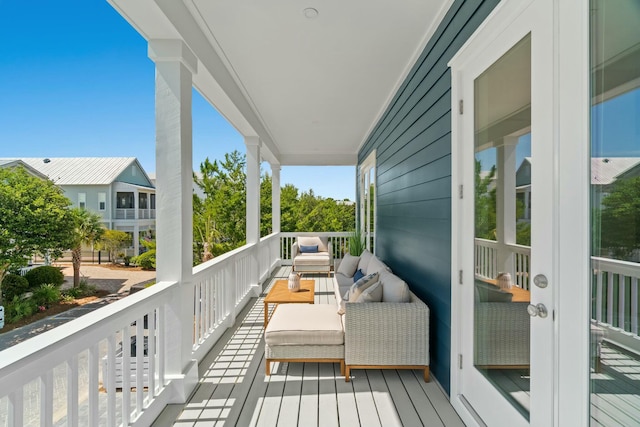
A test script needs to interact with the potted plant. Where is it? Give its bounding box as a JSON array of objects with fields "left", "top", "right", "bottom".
[{"left": 348, "top": 228, "right": 366, "bottom": 257}]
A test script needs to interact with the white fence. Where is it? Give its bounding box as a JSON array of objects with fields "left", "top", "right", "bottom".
[{"left": 0, "top": 233, "right": 281, "bottom": 427}]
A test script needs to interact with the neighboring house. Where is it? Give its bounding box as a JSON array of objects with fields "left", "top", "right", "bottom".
[
  {"left": 0, "top": 157, "right": 156, "bottom": 254},
  {"left": 516, "top": 157, "right": 640, "bottom": 218},
  {"left": 0, "top": 159, "right": 49, "bottom": 180}
]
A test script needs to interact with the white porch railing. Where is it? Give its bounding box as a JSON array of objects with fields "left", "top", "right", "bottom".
[
  {"left": 138, "top": 209, "right": 150, "bottom": 219},
  {"left": 474, "top": 239, "right": 531, "bottom": 290},
  {"left": 0, "top": 234, "right": 281, "bottom": 427},
  {"left": 280, "top": 231, "right": 351, "bottom": 265},
  {"left": 474, "top": 239, "right": 640, "bottom": 350},
  {"left": 115, "top": 208, "right": 136, "bottom": 220}
]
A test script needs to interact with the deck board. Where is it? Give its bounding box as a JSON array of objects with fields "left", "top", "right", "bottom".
[
  {"left": 153, "top": 267, "right": 465, "bottom": 427},
  {"left": 298, "top": 363, "right": 319, "bottom": 427}
]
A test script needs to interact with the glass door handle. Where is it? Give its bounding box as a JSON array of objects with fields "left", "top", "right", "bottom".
[{"left": 527, "top": 303, "right": 548, "bottom": 318}]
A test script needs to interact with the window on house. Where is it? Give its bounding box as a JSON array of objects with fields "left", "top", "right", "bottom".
[
  {"left": 150, "top": 193, "right": 156, "bottom": 209},
  {"left": 98, "top": 192, "right": 106, "bottom": 211},
  {"left": 139, "top": 193, "right": 148, "bottom": 209},
  {"left": 116, "top": 192, "right": 134, "bottom": 209},
  {"left": 78, "top": 193, "right": 86, "bottom": 210}
]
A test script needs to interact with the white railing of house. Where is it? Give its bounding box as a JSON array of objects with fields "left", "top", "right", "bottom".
[
  {"left": 474, "top": 239, "right": 640, "bottom": 349},
  {"left": 0, "top": 234, "right": 281, "bottom": 427},
  {"left": 474, "top": 238, "right": 498, "bottom": 280},
  {"left": 474, "top": 239, "right": 531, "bottom": 290},
  {"left": 0, "top": 281, "right": 176, "bottom": 427},
  {"left": 592, "top": 257, "right": 640, "bottom": 339},
  {"left": 507, "top": 243, "right": 531, "bottom": 290},
  {"left": 138, "top": 209, "right": 150, "bottom": 220},
  {"left": 280, "top": 231, "right": 351, "bottom": 265},
  {"left": 150, "top": 209, "right": 156, "bottom": 219},
  {"left": 115, "top": 208, "right": 136, "bottom": 220}
]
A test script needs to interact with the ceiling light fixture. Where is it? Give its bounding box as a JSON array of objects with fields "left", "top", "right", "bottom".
[{"left": 303, "top": 8, "right": 319, "bottom": 19}]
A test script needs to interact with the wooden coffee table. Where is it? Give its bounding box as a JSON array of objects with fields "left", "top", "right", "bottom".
[{"left": 263, "top": 279, "right": 315, "bottom": 327}]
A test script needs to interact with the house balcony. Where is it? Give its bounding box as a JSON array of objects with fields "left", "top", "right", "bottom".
[{"left": 0, "top": 232, "right": 461, "bottom": 426}]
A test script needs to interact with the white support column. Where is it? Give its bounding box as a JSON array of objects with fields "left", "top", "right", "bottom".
[
  {"left": 245, "top": 136, "right": 261, "bottom": 244},
  {"left": 245, "top": 136, "right": 261, "bottom": 296},
  {"left": 271, "top": 163, "right": 281, "bottom": 234},
  {"left": 148, "top": 39, "right": 198, "bottom": 403},
  {"left": 496, "top": 137, "right": 517, "bottom": 278}
]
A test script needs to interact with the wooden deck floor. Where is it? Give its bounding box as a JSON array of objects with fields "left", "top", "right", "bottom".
[
  {"left": 486, "top": 342, "right": 640, "bottom": 426},
  {"left": 153, "top": 267, "right": 464, "bottom": 427}
]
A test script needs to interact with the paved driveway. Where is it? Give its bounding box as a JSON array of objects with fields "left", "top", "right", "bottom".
[{"left": 59, "top": 263, "right": 156, "bottom": 294}]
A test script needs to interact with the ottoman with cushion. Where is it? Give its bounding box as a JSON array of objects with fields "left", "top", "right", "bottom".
[{"left": 264, "top": 304, "right": 345, "bottom": 375}]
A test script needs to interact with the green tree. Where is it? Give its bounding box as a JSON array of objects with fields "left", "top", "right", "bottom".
[
  {"left": 97, "top": 229, "right": 132, "bottom": 263},
  {"left": 0, "top": 167, "right": 75, "bottom": 304},
  {"left": 261, "top": 173, "right": 273, "bottom": 236},
  {"left": 280, "top": 184, "right": 300, "bottom": 232},
  {"left": 69, "top": 208, "right": 105, "bottom": 287},
  {"left": 193, "top": 151, "right": 247, "bottom": 261},
  {"left": 475, "top": 161, "right": 497, "bottom": 240},
  {"left": 599, "top": 176, "right": 640, "bottom": 259}
]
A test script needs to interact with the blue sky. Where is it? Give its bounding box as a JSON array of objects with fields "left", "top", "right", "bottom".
[{"left": 0, "top": 0, "right": 355, "bottom": 200}]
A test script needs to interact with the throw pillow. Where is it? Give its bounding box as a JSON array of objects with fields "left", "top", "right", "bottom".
[
  {"left": 355, "top": 281, "right": 383, "bottom": 302},
  {"left": 379, "top": 271, "right": 411, "bottom": 303},
  {"left": 337, "top": 253, "right": 360, "bottom": 277},
  {"left": 349, "top": 272, "right": 379, "bottom": 302},
  {"left": 353, "top": 269, "right": 365, "bottom": 282},
  {"left": 300, "top": 245, "right": 318, "bottom": 253},
  {"left": 357, "top": 250, "right": 373, "bottom": 272},
  {"left": 338, "top": 281, "right": 383, "bottom": 315}
]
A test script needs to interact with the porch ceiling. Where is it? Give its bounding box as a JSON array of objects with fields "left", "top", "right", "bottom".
[{"left": 108, "top": 0, "right": 452, "bottom": 166}]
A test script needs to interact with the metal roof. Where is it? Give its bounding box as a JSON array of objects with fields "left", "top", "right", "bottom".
[
  {"left": 591, "top": 157, "right": 640, "bottom": 185},
  {"left": 0, "top": 157, "right": 148, "bottom": 186}
]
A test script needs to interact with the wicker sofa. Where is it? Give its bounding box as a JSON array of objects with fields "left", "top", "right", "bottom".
[
  {"left": 264, "top": 249, "right": 430, "bottom": 381},
  {"left": 334, "top": 250, "right": 430, "bottom": 381}
]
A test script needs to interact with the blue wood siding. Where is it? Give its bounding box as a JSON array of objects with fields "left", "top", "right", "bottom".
[{"left": 358, "top": 0, "right": 500, "bottom": 394}]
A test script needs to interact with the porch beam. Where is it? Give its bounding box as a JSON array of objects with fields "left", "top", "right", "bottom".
[
  {"left": 271, "top": 163, "right": 281, "bottom": 234},
  {"left": 496, "top": 137, "right": 517, "bottom": 278},
  {"left": 148, "top": 38, "right": 199, "bottom": 403}
]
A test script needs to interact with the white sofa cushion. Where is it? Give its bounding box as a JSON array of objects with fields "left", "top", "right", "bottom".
[
  {"left": 293, "top": 253, "right": 330, "bottom": 266},
  {"left": 265, "top": 304, "right": 344, "bottom": 346},
  {"left": 357, "top": 249, "right": 373, "bottom": 272},
  {"left": 297, "top": 236, "right": 329, "bottom": 253},
  {"left": 337, "top": 253, "right": 360, "bottom": 277},
  {"left": 367, "top": 256, "right": 392, "bottom": 275},
  {"left": 379, "top": 271, "right": 411, "bottom": 303}
]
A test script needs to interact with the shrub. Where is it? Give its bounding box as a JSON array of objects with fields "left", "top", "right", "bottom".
[
  {"left": 5, "top": 296, "right": 37, "bottom": 324},
  {"left": 63, "top": 280, "right": 96, "bottom": 299},
  {"left": 32, "top": 284, "right": 62, "bottom": 307},
  {"left": 24, "top": 266, "right": 64, "bottom": 288},
  {"left": 132, "top": 250, "right": 156, "bottom": 270},
  {"left": 2, "top": 274, "right": 30, "bottom": 301}
]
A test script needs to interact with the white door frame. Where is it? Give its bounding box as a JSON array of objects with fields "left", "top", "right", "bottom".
[
  {"left": 360, "top": 150, "right": 376, "bottom": 253},
  {"left": 450, "top": 0, "right": 591, "bottom": 426}
]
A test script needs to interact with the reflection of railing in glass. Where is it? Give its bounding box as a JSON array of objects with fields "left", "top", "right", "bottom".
[{"left": 474, "top": 238, "right": 640, "bottom": 348}]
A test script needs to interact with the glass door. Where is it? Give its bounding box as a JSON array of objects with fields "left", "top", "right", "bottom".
[
  {"left": 590, "top": 1, "right": 640, "bottom": 425},
  {"left": 452, "top": 0, "right": 554, "bottom": 425}
]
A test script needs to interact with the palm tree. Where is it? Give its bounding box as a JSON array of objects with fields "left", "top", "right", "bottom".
[{"left": 70, "top": 208, "right": 105, "bottom": 287}]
